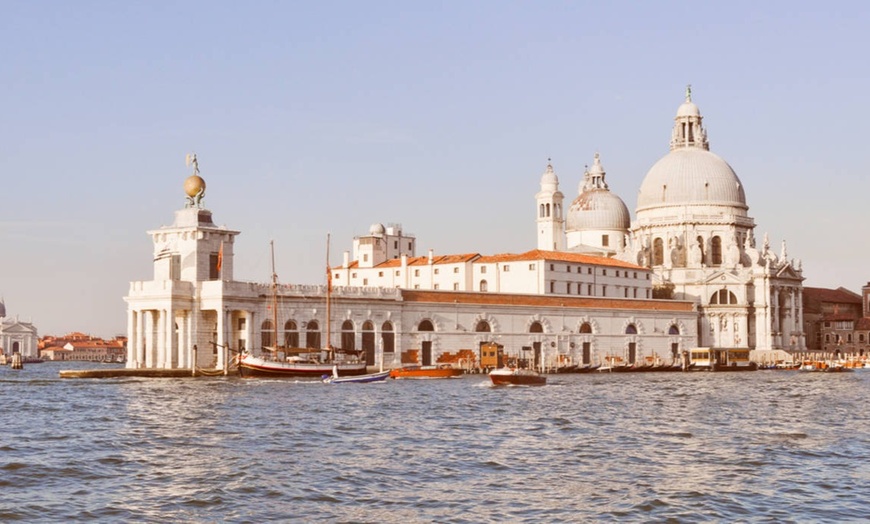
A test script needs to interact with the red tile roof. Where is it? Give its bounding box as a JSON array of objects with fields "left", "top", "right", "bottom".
[
  {"left": 803, "top": 286, "right": 861, "bottom": 304},
  {"left": 477, "top": 249, "right": 645, "bottom": 269}
]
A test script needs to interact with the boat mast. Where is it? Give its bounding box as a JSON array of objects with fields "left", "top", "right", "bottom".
[
  {"left": 326, "top": 233, "right": 331, "bottom": 351},
  {"left": 270, "top": 240, "right": 279, "bottom": 353}
]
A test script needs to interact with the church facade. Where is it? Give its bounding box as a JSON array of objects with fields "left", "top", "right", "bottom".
[
  {"left": 0, "top": 299, "right": 39, "bottom": 358},
  {"left": 537, "top": 88, "right": 805, "bottom": 351}
]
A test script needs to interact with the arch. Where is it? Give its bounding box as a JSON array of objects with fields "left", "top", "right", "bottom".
[
  {"left": 475, "top": 320, "right": 492, "bottom": 332},
  {"left": 261, "top": 319, "right": 274, "bottom": 347},
  {"left": 710, "top": 289, "right": 738, "bottom": 305},
  {"left": 529, "top": 321, "right": 544, "bottom": 333},
  {"left": 539, "top": 203, "right": 546, "bottom": 218},
  {"left": 668, "top": 324, "right": 680, "bottom": 335},
  {"left": 381, "top": 321, "right": 395, "bottom": 353},
  {"left": 341, "top": 319, "right": 355, "bottom": 351},
  {"left": 653, "top": 238, "right": 664, "bottom": 265},
  {"left": 711, "top": 236, "right": 722, "bottom": 265},
  {"left": 362, "top": 320, "right": 374, "bottom": 331},
  {"left": 305, "top": 320, "right": 320, "bottom": 349},
  {"left": 480, "top": 279, "right": 488, "bottom": 292},
  {"left": 696, "top": 236, "right": 705, "bottom": 262},
  {"left": 284, "top": 319, "right": 299, "bottom": 348},
  {"left": 579, "top": 322, "right": 593, "bottom": 334},
  {"left": 625, "top": 324, "right": 638, "bottom": 335},
  {"left": 418, "top": 319, "right": 435, "bottom": 331}
]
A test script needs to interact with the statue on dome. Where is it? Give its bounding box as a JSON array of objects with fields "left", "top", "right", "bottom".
[{"left": 685, "top": 84, "right": 692, "bottom": 102}]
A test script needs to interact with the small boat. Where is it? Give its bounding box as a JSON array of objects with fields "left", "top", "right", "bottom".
[
  {"left": 322, "top": 368, "right": 391, "bottom": 384},
  {"left": 489, "top": 367, "right": 547, "bottom": 386},
  {"left": 389, "top": 364, "right": 464, "bottom": 379}
]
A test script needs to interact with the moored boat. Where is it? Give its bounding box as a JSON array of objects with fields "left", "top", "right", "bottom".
[
  {"left": 489, "top": 367, "right": 547, "bottom": 386},
  {"left": 389, "top": 364, "right": 463, "bottom": 379},
  {"left": 238, "top": 237, "right": 367, "bottom": 379},
  {"left": 323, "top": 369, "right": 391, "bottom": 384}
]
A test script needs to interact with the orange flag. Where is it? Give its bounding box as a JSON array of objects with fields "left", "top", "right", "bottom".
[{"left": 217, "top": 241, "right": 224, "bottom": 275}]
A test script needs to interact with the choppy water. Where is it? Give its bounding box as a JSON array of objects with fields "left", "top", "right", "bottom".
[{"left": 2, "top": 362, "right": 870, "bottom": 523}]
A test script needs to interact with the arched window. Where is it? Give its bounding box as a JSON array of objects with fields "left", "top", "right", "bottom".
[
  {"left": 341, "top": 320, "right": 355, "bottom": 351},
  {"left": 529, "top": 321, "right": 543, "bottom": 333},
  {"left": 540, "top": 203, "right": 545, "bottom": 218},
  {"left": 381, "top": 321, "right": 395, "bottom": 353},
  {"left": 480, "top": 279, "right": 488, "bottom": 292},
  {"left": 284, "top": 320, "right": 299, "bottom": 348},
  {"left": 305, "top": 320, "right": 320, "bottom": 349},
  {"left": 668, "top": 325, "right": 680, "bottom": 335},
  {"left": 625, "top": 324, "right": 638, "bottom": 335},
  {"left": 711, "top": 236, "right": 722, "bottom": 265},
  {"left": 475, "top": 320, "right": 491, "bottom": 332},
  {"left": 696, "top": 236, "right": 705, "bottom": 262},
  {"left": 418, "top": 320, "right": 435, "bottom": 331},
  {"left": 653, "top": 238, "right": 664, "bottom": 266},
  {"left": 710, "top": 289, "right": 738, "bottom": 305},
  {"left": 261, "top": 320, "right": 274, "bottom": 347},
  {"left": 579, "top": 322, "right": 593, "bottom": 334}
]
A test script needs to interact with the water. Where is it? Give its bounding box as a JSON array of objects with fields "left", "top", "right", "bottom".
[{"left": 2, "top": 362, "right": 870, "bottom": 523}]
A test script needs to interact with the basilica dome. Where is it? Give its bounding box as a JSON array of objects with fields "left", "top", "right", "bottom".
[
  {"left": 636, "top": 88, "right": 747, "bottom": 213},
  {"left": 567, "top": 190, "right": 630, "bottom": 231},
  {"left": 637, "top": 148, "right": 746, "bottom": 211},
  {"left": 566, "top": 153, "right": 630, "bottom": 231}
]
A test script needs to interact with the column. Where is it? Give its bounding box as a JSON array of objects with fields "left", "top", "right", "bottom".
[
  {"left": 156, "top": 309, "right": 166, "bottom": 368},
  {"left": 245, "top": 310, "right": 253, "bottom": 355},
  {"left": 165, "top": 306, "right": 176, "bottom": 368},
  {"left": 126, "top": 308, "right": 137, "bottom": 368},
  {"left": 177, "top": 310, "right": 187, "bottom": 368},
  {"left": 216, "top": 308, "right": 226, "bottom": 370},
  {"left": 137, "top": 310, "right": 145, "bottom": 367},
  {"left": 144, "top": 310, "right": 154, "bottom": 368}
]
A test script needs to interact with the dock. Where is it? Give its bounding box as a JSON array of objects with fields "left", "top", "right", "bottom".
[{"left": 59, "top": 368, "right": 204, "bottom": 379}]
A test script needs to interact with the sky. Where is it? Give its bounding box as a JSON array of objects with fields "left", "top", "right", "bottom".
[{"left": 2, "top": 1, "right": 869, "bottom": 338}]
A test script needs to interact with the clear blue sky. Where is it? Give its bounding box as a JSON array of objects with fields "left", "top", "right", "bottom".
[{"left": 2, "top": 1, "right": 869, "bottom": 337}]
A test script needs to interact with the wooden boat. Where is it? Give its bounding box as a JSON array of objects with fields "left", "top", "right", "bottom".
[
  {"left": 389, "top": 364, "right": 463, "bottom": 379},
  {"left": 489, "top": 367, "right": 547, "bottom": 386},
  {"left": 239, "top": 238, "right": 367, "bottom": 379},
  {"left": 323, "top": 369, "right": 391, "bottom": 384}
]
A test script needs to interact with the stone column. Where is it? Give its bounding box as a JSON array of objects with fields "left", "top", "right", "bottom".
[
  {"left": 165, "top": 306, "right": 176, "bottom": 368},
  {"left": 245, "top": 310, "right": 253, "bottom": 355},
  {"left": 126, "top": 308, "right": 138, "bottom": 368},
  {"left": 177, "top": 310, "right": 187, "bottom": 368}
]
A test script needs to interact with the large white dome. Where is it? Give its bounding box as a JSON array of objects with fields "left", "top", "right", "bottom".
[{"left": 637, "top": 148, "right": 746, "bottom": 211}]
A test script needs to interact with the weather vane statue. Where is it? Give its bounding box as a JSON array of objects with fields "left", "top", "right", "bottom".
[{"left": 183, "top": 153, "right": 206, "bottom": 208}]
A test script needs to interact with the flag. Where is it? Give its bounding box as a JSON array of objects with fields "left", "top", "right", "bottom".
[{"left": 217, "top": 241, "right": 224, "bottom": 275}]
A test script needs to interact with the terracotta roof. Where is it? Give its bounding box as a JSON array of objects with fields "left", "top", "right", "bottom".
[
  {"left": 803, "top": 287, "right": 861, "bottom": 304},
  {"left": 855, "top": 317, "right": 870, "bottom": 330},
  {"left": 336, "top": 253, "right": 480, "bottom": 270},
  {"left": 400, "top": 289, "right": 693, "bottom": 312},
  {"left": 822, "top": 313, "right": 858, "bottom": 322},
  {"left": 477, "top": 249, "right": 645, "bottom": 270}
]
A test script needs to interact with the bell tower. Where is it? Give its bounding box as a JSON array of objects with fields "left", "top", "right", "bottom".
[{"left": 535, "top": 160, "right": 565, "bottom": 251}]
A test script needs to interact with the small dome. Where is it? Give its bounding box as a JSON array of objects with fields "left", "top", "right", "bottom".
[
  {"left": 676, "top": 101, "right": 701, "bottom": 117},
  {"left": 369, "top": 223, "right": 385, "bottom": 235},
  {"left": 637, "top": 148, "right": 746, "bottom": 211},
  {"left": 567, "top": 190, "right": 630, "bottom": 231},
  {"left": 540, "top": 161, "right": 558, "bottom": 189}
]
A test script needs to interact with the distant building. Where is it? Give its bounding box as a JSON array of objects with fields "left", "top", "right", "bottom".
[
  {"left": 0, "top": 298, "right": 39, "bottom": 358},
  {"left": 803, "top": 285, "right": 870, "bottom": 356},
  {"left": 40, "top": 333, "right": 127, "bottom": 362}
]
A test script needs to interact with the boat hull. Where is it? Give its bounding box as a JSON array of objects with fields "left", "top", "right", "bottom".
[
  {"left": 389, "top": 366, "right": 464, "bottom": 379},
  {"left": 323, "top": 370, "right": 391, "bottom": 384},
  {"left": 238, "top": 356, "right": 367, "bottom": 378},
  {"left": 489, "top": 368, "right": 547, "bottom": 386}
]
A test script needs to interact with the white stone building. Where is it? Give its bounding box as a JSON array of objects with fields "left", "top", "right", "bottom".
[
  {"left": 0, "top": 299, "right": 39, "bottom": 358},
  {"left": 543, "top": 88, "right": 805, "bottom": 352},
  {"left": 125, "top": 180, "right": 698, "bottom": 371}
]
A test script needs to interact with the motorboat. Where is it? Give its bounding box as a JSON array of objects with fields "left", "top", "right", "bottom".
[
  {"left": 489, "top": 367, "right": 546, "bottom": 386},
  {"left": 389, "top": 364, "right": 464, "bottom": 379}
]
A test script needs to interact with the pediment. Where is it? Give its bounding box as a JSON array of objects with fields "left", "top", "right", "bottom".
[
  {"left": 775, "top": 264, "right": 802, "bottom": 281},
  {"left": 702, "top": 270, "right": 746, "bottom": 285},
  {"left": 1, "top": 321, "right": 37, "bottom": 334}
]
